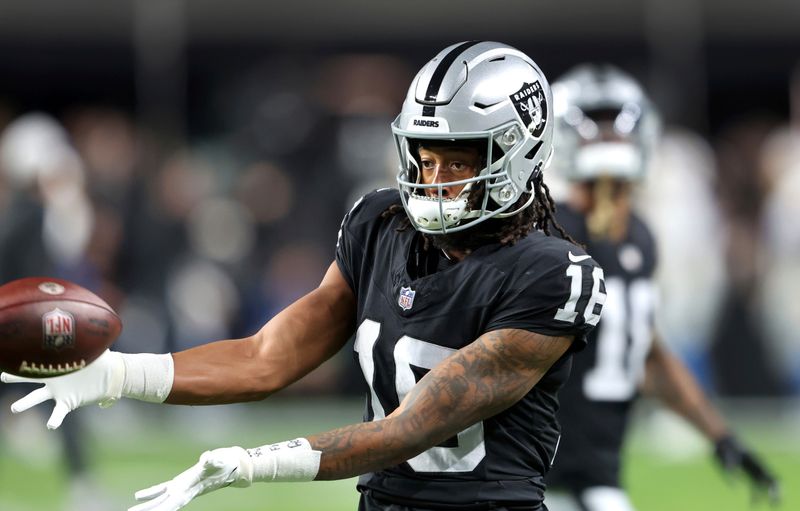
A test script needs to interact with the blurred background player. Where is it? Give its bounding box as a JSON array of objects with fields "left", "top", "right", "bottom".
[
  {"left": 0, "top": 113, "right": 118, "bottom": 510},
  {"left": 543, "top": 64, "right": 780, "bottom": 511}
]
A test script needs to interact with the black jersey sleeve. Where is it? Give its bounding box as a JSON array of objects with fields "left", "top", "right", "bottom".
[
  {"left": 485, "top": 242, "right": 605, "bottom": 350},
  {"left": 335, "top": 188, "right": 401, "bottom": 292},
  {"left": 334, "top": 197, "right": 365, "bottom": 292}
]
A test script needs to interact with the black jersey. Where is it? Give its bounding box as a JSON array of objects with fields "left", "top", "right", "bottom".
[
  {"left": 335, "top": 189, "right": 606, "bottom": 509},
  {"left": 546, "top": 203, "right": 657, "bottom": 491}
]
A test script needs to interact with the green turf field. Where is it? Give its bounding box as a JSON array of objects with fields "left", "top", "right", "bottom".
[{"left": 0, "top": 398, "right": 796, "bottom": 511}]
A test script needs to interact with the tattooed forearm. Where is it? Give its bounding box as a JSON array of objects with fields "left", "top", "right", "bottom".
[
  {"left": 308, "top": 329, "right": 572, "bottom": 480},
  {"left": 309, "top": 419, "right": 418, "bottom": 479}
]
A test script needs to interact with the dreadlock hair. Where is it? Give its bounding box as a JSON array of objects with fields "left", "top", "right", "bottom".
[
  {"left": 532, "top": 171, "right": 577, "bottom": 244},
  {"left": 381, "top": 171, "right": 578, "bottom": 252}
]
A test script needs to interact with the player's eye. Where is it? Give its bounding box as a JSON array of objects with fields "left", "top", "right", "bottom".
[{"left": 450, "top": 161, "right": 471, "bottom": 173}]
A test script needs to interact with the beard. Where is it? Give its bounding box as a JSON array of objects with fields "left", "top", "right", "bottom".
[
  {"left": 427, "top": 216, "right": 511, "bottom": 253},
  {"left": 425, "top": 188, "right": 538, "bottom": 252}
]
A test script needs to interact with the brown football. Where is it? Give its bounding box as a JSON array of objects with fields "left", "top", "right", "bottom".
[{"left": 0, "top": 277, "right": 122, "bottom": 378}]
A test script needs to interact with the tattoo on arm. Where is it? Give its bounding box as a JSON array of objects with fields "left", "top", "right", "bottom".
[{"left": 309, "top": 329, "right": 572, "bottom": 480}]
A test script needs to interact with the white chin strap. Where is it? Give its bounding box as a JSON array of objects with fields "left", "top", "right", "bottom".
[{"left": 574, "top": 142, "right": 643, "bottom": 180}]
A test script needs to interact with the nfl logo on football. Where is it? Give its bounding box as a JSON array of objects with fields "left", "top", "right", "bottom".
[
  {"left": 398, "top": 287, "right": 415, "bottom": 311},
  {"left": 42, "top": 308, "right": 75, "bottom": 350}
]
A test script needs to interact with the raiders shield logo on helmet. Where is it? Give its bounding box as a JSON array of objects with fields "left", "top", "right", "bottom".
[{"left": 510, "top": 81, "right": 547, "bottom": 137}]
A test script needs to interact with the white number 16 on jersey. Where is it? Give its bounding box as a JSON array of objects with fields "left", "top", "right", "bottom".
[{"left": 555, "top": 263, "right": 606, "bottom": 326}]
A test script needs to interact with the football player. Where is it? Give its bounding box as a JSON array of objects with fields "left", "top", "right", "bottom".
[
  {"left": 2, "top": 42, "right": 606, "bottom": 511},
  {"left": 544, "top": 64, "right": 780, "bottom": 511}
]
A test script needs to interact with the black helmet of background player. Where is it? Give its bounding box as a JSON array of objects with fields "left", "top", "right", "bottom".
[
  {"left": 551, "top": 64, "right": 661, "bottom": 183},
  {"left": 391, "top": 41, "right": 554, "bottom": 235}
]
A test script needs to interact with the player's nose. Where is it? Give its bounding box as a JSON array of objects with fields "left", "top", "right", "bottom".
[{"left": 427, "top": 167, "right": 457, "bottom": 197}]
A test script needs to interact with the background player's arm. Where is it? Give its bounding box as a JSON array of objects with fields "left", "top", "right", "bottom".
[
  {"left": 168, "top": 261, "right": 356, "bottom": 404},
  {"left": 640, "top": 337, "right": 729, "bottom": 440},
  {"left": 308, "top": 328, "right": 572, "bottom": 479},
  {"left": 640, "top": 336, "right": 780, "bottom": 502}
]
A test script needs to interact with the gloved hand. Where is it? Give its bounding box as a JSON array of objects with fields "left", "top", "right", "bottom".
[
  {"left": 714, "top": 435, "right": 780, "bottom": 505},
  {"left": 129, "top": 446, "right": 253, "bottom": 511},
  {"left": 0, "top": 349, "right": 125, "bottom": 429}
]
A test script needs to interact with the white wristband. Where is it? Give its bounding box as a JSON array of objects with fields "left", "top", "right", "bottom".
[
  {"left": 246, "top": 438, "right": 321, "bottom": 483},
  {"left": 120, "top": 353, "right": 175, "bottom": 403}
]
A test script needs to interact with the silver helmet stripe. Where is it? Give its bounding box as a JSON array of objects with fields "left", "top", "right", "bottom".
[{"left": 421, "top": 40, "right": 483, "bottom": 117}]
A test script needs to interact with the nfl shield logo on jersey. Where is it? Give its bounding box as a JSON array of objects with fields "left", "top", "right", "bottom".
[
  {"left": 42, "top": 308, "right": 75, "bottom": 350},
  {"left": 398, "top": 286, "right": 416, "bottom": 311}
]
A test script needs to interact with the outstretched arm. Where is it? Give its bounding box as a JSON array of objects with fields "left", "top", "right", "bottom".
[
  {"left": 1, "top": 261, "right": 357, "bottom": 425},
  {"left": 128, "top": 329, "right": 573, "bottom": 510},
  {"left": 168, "top": 261, "right": 356, "bottom": 404}
]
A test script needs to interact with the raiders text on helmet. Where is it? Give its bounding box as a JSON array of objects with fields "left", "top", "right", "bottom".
[{"left": 391, "top": 41, "right": 554, "bottom": 234}]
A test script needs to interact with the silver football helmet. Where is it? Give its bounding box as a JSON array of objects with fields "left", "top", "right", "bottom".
[
  {"left": 551, "top": 64, "right": 661, "bottom": 182},
  {"left": 391, "top": 41, "right": 554, "bottom": 234}
]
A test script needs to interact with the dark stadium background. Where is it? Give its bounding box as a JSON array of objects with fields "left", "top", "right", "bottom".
[{"left": 0, "top": 1, "right": 797, "bottom": 510}]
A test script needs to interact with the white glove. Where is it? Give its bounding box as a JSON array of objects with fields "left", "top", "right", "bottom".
[
  {"left": 1, "top": 349, "right": 173, "bottom": 429},
  {"left": 0, "top": 349, "right": 125, "bottom": 429},
  {"left": 129, "top": 447, "right": 253, "bottom": 511},
  {"left": 129, "top": 438, "right": 321, "bottom": 511}
]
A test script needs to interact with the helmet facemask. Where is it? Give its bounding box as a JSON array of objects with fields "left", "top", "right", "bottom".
[{"left": 393, "top": 122, "right": 539, "bottom": 235}]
